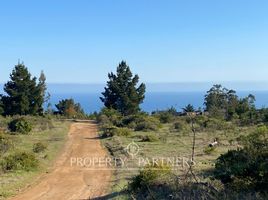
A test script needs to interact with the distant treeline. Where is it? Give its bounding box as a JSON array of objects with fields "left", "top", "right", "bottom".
[{"left": 1, "top": 60, "right": 267, "bottom": 124}]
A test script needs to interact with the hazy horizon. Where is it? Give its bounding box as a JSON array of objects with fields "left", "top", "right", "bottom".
[
  {"left": 37, "top": 81, "right": 268, "bottom": 92},
  {"left": 2, "top": 82, "right": 268, "bottom": 95}
]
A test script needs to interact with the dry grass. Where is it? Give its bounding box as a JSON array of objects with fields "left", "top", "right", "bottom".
[
  {"left": 101, "top": 122, "right": 255, "bottom": 199},
  {"left": 0, "top": 119, "right": 70, "bottom": 199}
]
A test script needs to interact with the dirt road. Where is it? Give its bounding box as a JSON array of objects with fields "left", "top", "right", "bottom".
[{"left": 10, "top": 122, "right": 112, "bottom": 200}]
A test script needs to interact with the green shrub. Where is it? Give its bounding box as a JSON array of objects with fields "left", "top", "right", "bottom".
[
  {"left": 97, "top": 108, "right": 122, "bottom": 126},
  {"left": 126, "top": 121, "right": 137, "bottom": 129},
  {"left": 33, "top": 142, "right": 48, "bottom": 153},
  {"left": 203, "top": 118, "right": 234, "bottom": 131},
  {"left": 121, "top": 114, "right": 140, "bottom": 128},
  {"left": 100, "top": 124, "right": 117, "bottom": 137},
  {"left": 97, "top": 114, "right": 111, "bottom": 125},
  {"left": 121, "top": 113, "right": 151, "bottom": 129},
  {"left": 140, "top": 134, "right": 159, "bottom": 142},
  {"left": 129, "top": 164, "right": 171, "bottom": 192},
  {"left": 1, "top": 151, "right": 39, "bottom": 172},
  {"left": 158, "top": 112, "right": 174, "bottom": 123},
  {"left": 101, "top": 125, "right": 131, "bottom": 137},
  {"left": 30, "top": 117, "right": 54, "bottom": 131},
  {"left": 195, "top": 115, "right": 208, "bottom": 126},
  {"left": 214, "top": 149, "right": 252, "bottom": 189},
  {"left": 152, "top": 108, "right": 177, "bottom": 124},
  {"left": 134, "top": 116, "right": 161, "bottom": 131},
  {"left": 8, "top": 118, "right": 32, "bottom": 134},
  {"left": 214, "top": 127, "right": 268, "bottom": 192},
  {"left": 203, "top": 146, "right": 216, "bottom": 155},
  {"left": 113, "top": 127, "right": 132, "bottom": 137},
  {"left": 0, "top": 133, "right": 13, "bottom": 154},
  {"left": 121, "top": 115, "right": 136, "bottom": 126},
  {"left": 170, "top": 119, "right": 189, "bottom": 133},
  {"left": 0, "top": 116, "right": 10, "bottom": 130}
]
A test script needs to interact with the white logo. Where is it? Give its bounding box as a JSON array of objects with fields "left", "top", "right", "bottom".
[{"left": 126, "top": 141, "right": 139, "bottom": 158}]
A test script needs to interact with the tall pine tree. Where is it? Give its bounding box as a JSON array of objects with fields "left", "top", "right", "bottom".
[
  {"left": 2, "top": 62, "right": 46, "bottom": 115},
  {"left": 100, "top": 61, "right": 146, "bottom": 115}
]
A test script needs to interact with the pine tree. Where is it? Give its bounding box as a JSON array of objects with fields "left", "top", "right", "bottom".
[
  {"left": 183, "top": 104, "right": 195, "bottom": 113},
  {"left": 100, "top": 61, "right": 146, "bottom": 115},
  {"left": 2, "top": 63, "right": 46, "bottom": 115}
]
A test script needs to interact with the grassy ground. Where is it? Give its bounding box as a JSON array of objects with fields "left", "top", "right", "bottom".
[
  {"left": 101, "top": 122, "right": 255, "bottom": 199},
  {"left": 0, "top": 119, "right": 70, "bottom": 199}
]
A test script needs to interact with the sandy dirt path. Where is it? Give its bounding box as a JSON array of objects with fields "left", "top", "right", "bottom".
[{"left": 10, "top": 122, "right": 112, "bottom": 200}]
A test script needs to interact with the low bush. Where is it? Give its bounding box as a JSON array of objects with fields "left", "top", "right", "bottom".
[
  {"left": 158, "top": 112, "right": 174, "bottom": 123},
  {"left": 214, "top": 149, "right": 251, "bottom": 188},
  {"left": 100, "top": 125, "right": 117, "bottom": 137},
  {"left": 97, "top": 108, "right": 122, "bottom": 126},
  {"left": 203, "top": 118, "right": 234, "bottom": 131},
  {"left": 121, "top": 114, "right": 143, "bottom": 128},
  {"left": 195, "top": 115, "right": 208, "bottom": 125},
  {"left": 214, "top": 127, "right": 268, "bottom": 192},
  {"left": 140, "top": 134, "right": 159, "bottom": 142},
  {"left": 101, "top": 125, "right": 131, "bottom": 137},
  {"left": 33, "top": 142, "right": 48, "bottom": 153},
  {"left": 120, "top": 112, "right": 152, "bottom": 129},
  {"left": 113, "top": 127, "right": 132, "bottom": 137},
  {"left": 170, "top": 119, "right": 189, "bottom": 133},
  {"left": 152, "top": 108, "right": 177, "bottom": 124},
  {"left": 203, "top": 146, "right": 216, "bottom": 155},
  {"left": 130, "top": 178, "right": 266, "bottom": 200},
  {"left": 97, "top": 114, "right": 111, "bottom": 126},
  {"left": 134, "top": 116, "right": 161, "bottom": 131},
  {"left": 30, "top": 117, "right": 54, "bottom": 131},
  {"left": 0, "top": 116, "right": 10, "bottom": 130},
  {"left": 0, "top": 133, "right": 13, "bottom": 154},
  {"left": 129, "top": 164, "right": 171, "bottom": 192},
  {"left": 8, "top": 118, "right": 32, "bottom": 134},
  {"left": 1, "top": 151, "right": 39, "bottom": 172}
]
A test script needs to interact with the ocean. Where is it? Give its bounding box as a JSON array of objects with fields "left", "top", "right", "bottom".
[
  {"left": 1, "top": 83, "right": 268, "bottom": 113},
  {"left": 49, "top": 91, "right": 268, "bottom": 114}
]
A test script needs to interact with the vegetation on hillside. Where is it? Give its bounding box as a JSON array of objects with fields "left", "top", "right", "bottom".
[
  {"left": 96, "top": 64, "right": 268, "bottom": 199},
  {"left": 0, "top": 63, "right": 71, "bottom": 199},
  {"left": 0, "top": 116, "right": 69, "bottom": 199},
  {"left": 0, "top": 61, "right": 267, "bottom": 199}
]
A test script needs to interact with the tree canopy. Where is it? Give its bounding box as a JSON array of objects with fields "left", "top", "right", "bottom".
[
  {"left": 204, "top": 84, "right": 256, "bottom": 121},
  {"left": 183, "top": 104, "right": 195, "bottom": 113},
  {"left": 55, "top": 98, "right": 84, "bottom": 118},
  {"left": 1, "top": 63, "right": 46, "bottom": 115},
  {"left": 100, "top": 61, "right": 146, "bottom": 115}
]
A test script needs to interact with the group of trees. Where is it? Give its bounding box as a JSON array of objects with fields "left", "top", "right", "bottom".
[
  {"left": 55, "top": 99, "right": 84, "bottom": 118},
  {"left": 0, "top": 63, "right": 47, "bottom": 116},
  {"left": 0, "top": 62, "right": 84, "bottom": 118},
  {"left": 204, "top": 84, "right": 256, "bottom": 121},
  {"left": 1, "top": 60, "right": 267, "bottom": 196},
  {"left": 0, "top": 61, "right": 145, "bottom": 118},
  {"left": 1, "top": 61, "right": 265, "bottom": 124},
  {"left": 100, "top": 71, "right": 261, "bottom": 123},
  {"left": 99, "top": 65, "right": 268, "bottom": 194}
]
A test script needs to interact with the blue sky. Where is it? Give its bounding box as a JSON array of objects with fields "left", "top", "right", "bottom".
[{"left": 0, "top": 0, "right": 268, "bottom": 84}]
